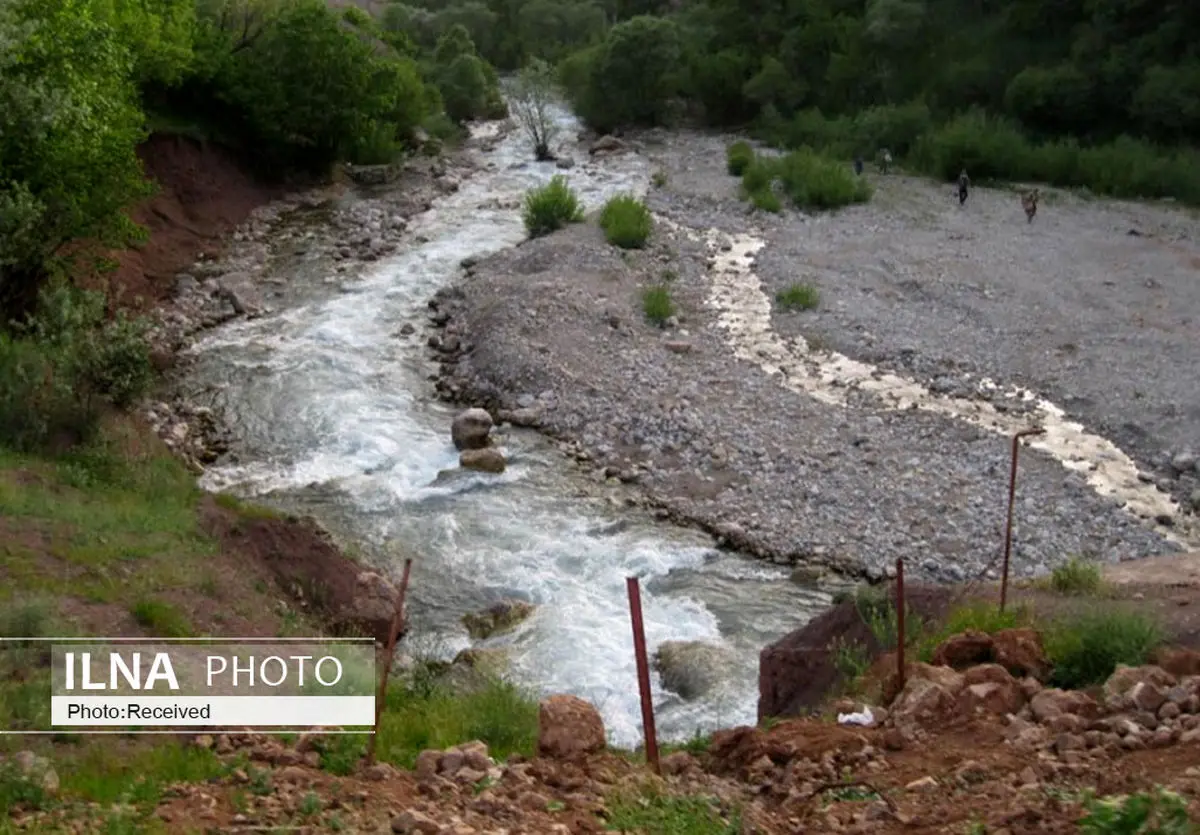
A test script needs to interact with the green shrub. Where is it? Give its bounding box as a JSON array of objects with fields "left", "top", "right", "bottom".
[
  {"left": 776, "top": 283, "right": 820, "bottom": 311},
  {"left": 0, "top": 284, "right": 154, "bottom": 452},
  {"left": 726, "top": 141, "right": 755, "bottom": 175},
  {"left": 607, "top": 789, "right": 741, "bottom": 833},
  {"left": 915, "top": 602, "right": 1028, "bottom": 662},
  {"left": 741, "top": 156, "right": 778, "bottom": 193},
  {"left": 1078, "top": 787, "right": 1193, "bottom": 835},
  {"left": 599, "top": 194, "right": 652, "bottom": 249},
  {"left": 522, "top": 176, "right": 585, "bottom": 237},
  {"left": 775, "top": 149, "right": 872, "bottom": 210},
  {"left": 641, "top": 285, "right": 674, "bottom": 325},
  {"left": 1049, "top": 557, "right": 1104, "bottom": 596},
  {"left": 346, "top": 120, "right": 405, "bottom": 165},
  {"left": 1044, "top": 611, "right": 1163, "bottom": 689},
  {"left": 749, "top": 188, "right": 782, "bottom": 212},
  {"left": 130, "top": 598, "right": 193, "bottom": 638}
]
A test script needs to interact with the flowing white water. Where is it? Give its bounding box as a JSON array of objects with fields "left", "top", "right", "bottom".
[
  {"left": 185, "top": 111, "right": 829, "bottom": 746},
  {"left": 678, "top": 223, "right": 1198, "bottom": 548}
]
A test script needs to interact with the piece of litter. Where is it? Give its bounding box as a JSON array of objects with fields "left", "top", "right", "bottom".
[{"left": 837, "top": 707, "right": 875, "bottom": 726}]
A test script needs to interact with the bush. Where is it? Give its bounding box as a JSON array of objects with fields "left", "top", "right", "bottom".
[
  {"left": 599, "top": 194, "right": 652, "bottom": 249},
  {"left": 726, "top": 141, "right": 755, "bottom": 175},
  {"left": 1078, "top": 787, "right": 1193, "bottom": 835},
  {"left": 522, "top": 176, "right": 584, "bottom": 237},
  {"left": 774, "top": 149, "right": 872, "bottom": 210},
  {"left": 641, "top": 285, "right": 673, "bottom": 325},
  {"left": 1044, "top": 611, "right": 1163, "bottom": 689},
  {"left": 749, "top": 188, "right": 782, "bottom": 212},
  {"left": 776, "top": 283, "right": 820, "bottom": 311},
  {"left": 0, "top": 284, "right": 154, "bottom": 452},
  {"left": 1049, "top": 557, "right": 1103, "bottom": 596}
]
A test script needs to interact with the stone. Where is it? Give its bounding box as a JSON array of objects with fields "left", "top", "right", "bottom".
[
  {"left": 589, "top": 136, "right": 624, "bottom": 155},
  {"left": 1030, "top": 689, "right": 1101, "bottom": 723},
  {"left": 960, "top": 665, "right": 1025, "bottom": 715},
  {"left": 460, "top": 448, "right": 507, "bottom": 474},
  {"left": 462, "top": 600, "right": 535, "bottom": 640},
  {"left": 537, "top": 694, "right": 606, "bottom": 759},
  {"left": 889, "top": 675, "right": 961, "bottom": 734},
  {"left": 393, "top": 809, "right": 440, "bottom": 834},
  {"left": 652, "top": 640, "right": 735, "bottom": 700},
  {"left": 451, "top": 408, "right": 494, "bottom": 451},
  {"left": 10, "top": 751, "right": 59, "bottom": 794},
  {"left": 661, "top": 751, "right": 699, "bottom": 776},
  {"left": 497, "top": 407, "right": 541, "bottom": 427},
  {"left": 347, "top": 571, "right": 400, "bottom": 643},
  {"left": 990, "top": 629, "right": 1052, "bottom": 680},
  {"left": 1103, "top": 665, "right": 1177, "bottom": 711}
]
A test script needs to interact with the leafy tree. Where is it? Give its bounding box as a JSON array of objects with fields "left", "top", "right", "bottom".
[
  {"left": 510, "top": 58, "right": 561, "bottom": 160},
  {"left": 0, "top": 0, "right": 150, "bottom": 317},
  {"left": 569, "top": 15, "right": 682, "bottom": 132},
  {"left": 516, "top": 0, "right": 607, "bottom": 65}
]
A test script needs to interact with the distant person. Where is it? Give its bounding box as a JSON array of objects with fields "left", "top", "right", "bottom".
[
  {"left": 853, "top": 155, "right": 864, "bottom": 176},
  {"left": 879, "top": 149, "right": 892, "bottom": 174},
  {"left": 1022, "top": 188, "right": 1040, "bottom": 222},
  {"left": 957, "top": 169, "right": 970, "bottom": 206}
]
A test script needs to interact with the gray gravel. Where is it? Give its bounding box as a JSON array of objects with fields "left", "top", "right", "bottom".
[{"left": 428, "top": 130, "right": 1195, "bottom": 582}]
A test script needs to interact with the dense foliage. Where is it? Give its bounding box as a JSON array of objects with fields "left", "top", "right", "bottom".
[{"left": 386, "top": 0, "right": 1200, "bottom": 202}]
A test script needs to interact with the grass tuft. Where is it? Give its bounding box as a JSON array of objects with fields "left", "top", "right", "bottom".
[
  {"left": 1049, "top": 557, "right": 1104, "bottom": 596},
  {"left": 606, "top": 786, "right": 742, "bottom": 834},
  {"left": 726, "top": 141, "right": 755, "bottom": 176},
  {"left": 522, "top": 175, "right": 585, "bottom": 238},
  {"left": 599, "top": 194, "right": 652, "bottom": 249},
  {"left": 1044, "top": 610, "right": 1163, "bottom": 689},
  {"left": 776, "top": 283, "right": 820, "bottom": 311},
  {"left": 641, "top": 285, "right": 674, "bottom": 326}
]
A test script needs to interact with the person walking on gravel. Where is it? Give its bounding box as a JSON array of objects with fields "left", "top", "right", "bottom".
[{"left": 957, "top": 169, "right": 970, "bottom": 206}]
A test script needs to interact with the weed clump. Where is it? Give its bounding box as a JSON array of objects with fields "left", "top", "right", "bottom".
[
  {"left": 522, "top": 175, "right": 584, "bottom": 238},
  {"left": 641, "top": 284, "right": 674, "bottom": 326},
  {"left": 599, "top": 194, "right": 652, "bottom": 249},
  {"left": 1049, "top": 557, "right": 1104, "bottom": 596},
  {"left": 726, "top": 140, "right": 755, "bottom": 176},
  {"left": 1044, "top": 610, "right": 1163, "bottom": 689},
  {"left": 776, "top": 283, "right": 820, "bottom": 311}
]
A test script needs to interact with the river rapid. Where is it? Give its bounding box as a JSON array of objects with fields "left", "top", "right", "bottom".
[{"left": 182, "top": 111, "right": 829, "bottom": 746}]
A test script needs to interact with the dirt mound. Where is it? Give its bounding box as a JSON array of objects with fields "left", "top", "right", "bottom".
[
  {"left": 97, "top": 133, "right": 282, "bottom": 310},
  {"left": 198, "top": 499, "right": 399, "bottom": 642}
]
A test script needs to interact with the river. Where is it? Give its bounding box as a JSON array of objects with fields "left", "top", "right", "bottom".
[{"left": 181, "top": 109, "right": 830, "bottom": 747}]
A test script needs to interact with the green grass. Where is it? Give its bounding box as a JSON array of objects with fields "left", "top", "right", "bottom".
[
  {"left": 1048, "top": 557, "right": 1104, "bottom": 596},
  {"left": 652, "top": 170, "right": 668, "bottom": 187},
  {"left": 915, "top": 602, "right": 1029, "bottom": 662},
  {"left": 599, "top": 194, "right": 653, "bottom": 249},
  {"left": 726, "top": 141, "right": 754, "bottom": 176},
  {"left": 749, "top": 188, "right": 782, "bottom": 213},
  {"left": 641, "top": 285, "right": 674, "bottom": 326},
  {"left": 309, "top": 676, "right": 540, "bottom": 773},
  {"left": 130, "top": 598, "right": 193, "bottom": 637},
  {"left": 1044, "top": 610, "right": 1163, "bottom": 689},
  {"left": 606, "top": 787, "right": 742, "bottom": 834},
  {"left": 522, "top": 175, "right": 585, "bottom": 238},
  {"left": 776, "top": 282, "right": 820, "bottom": 311},
  {"left": 738, "top": 149, "right": 871, "bottom": 211}
]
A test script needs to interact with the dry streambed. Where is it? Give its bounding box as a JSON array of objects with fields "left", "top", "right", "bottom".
[{"left": 432, "top": 129, "right": 1197, "bottom": 583}]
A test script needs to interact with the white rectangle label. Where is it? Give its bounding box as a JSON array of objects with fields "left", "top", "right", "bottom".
[{"left": 51, "top": 696, "right": 374, "bottom": 727}]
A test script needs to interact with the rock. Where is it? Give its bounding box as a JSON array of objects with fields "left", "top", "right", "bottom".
[
  {"left": 392, "top": 809, "right": 440, "bottom": 834},
  {"left": 959, "top": 664, "right": 1025, "bottom": 715},
  {"left": 1152, "top": 647, "right": 1200, "bottom": 678},
  {"left": 589, "top": 135, "right": 624, "bottom": 155},
  {"left": 1029, "top": 689, "right": 1101, "bottom": 723},
  {"left": 462, "top": 600, "right": 536, "bottom": 640},
  {"left": 930, "top": 629, "right": 1050, "bottom": 680},
  {"left": 889, "top": 672, "right": 962, "bottom": 734},
  {"left": 537, "top": 695, "right": 606, "bottom": 759},
  {"left": 9, "top": 751, "right": 59, "bottom": 794},
  {"left": 415, "top": 749, "right": 442, "bottom": 781},
  {"left": 344, "top": 571, "right": 400, "bottom": 643},
  {"left": 451, "top": 408, "right": 494, "bottom": 451},
  {"left": 653, "top": 640, "right": 735, "bottom": 700},
  {"left": 349, "top": 163, "right": 400, "bottom": 186},
  {"left": 497, "top": 407, "right": 542, "bottom": 427},
  {"left": 1103, "top": 665, "right": 1177, "bottom": 711},
  {"left": 661, "top": 751, "right": 699, "bottom": 776},
  {"left": 460, "top": 448, "right": 507, "bottom": 474}
]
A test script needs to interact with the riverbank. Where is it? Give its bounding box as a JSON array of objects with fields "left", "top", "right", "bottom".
[{"left": 429, "top": 127, "right": 1199, "bottom": 585}]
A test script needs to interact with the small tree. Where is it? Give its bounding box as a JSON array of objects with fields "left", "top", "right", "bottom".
[{"left": 510, "top": 58, "right": 560, "bottom": 161}]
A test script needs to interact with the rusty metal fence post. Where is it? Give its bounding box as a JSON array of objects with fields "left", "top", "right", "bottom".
[
  {"left": 626, "top": 576, "right": 660, "bottom": 774},
  {"left": 366, "top": 557, "right": 413, "bottom": 765},
  {"left": 895, "top": 557, "right": 906, "bottom": 693},
  {"left": 1000, "top": 428, "right": 1046, "bottom": 612}
]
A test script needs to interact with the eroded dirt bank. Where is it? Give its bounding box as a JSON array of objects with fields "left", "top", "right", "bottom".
[{"left": 430, "top": 129, "right": 1198, "bottom": 584}]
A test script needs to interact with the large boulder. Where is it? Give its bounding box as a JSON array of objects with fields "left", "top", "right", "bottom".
[
  {"left": 451, "top": 408, "right": 494, "bottom": 451},
  {"left": 653, "top": 640, "right": 735, "bottom": 701},
  {"left": 537, "top": 695, "right": 606, "bottom": 759},
  {"left": 341, "top": 571, "right": 401, "bottom": 643},
  {"left": 930, "top": 628, "right": 1051, "bottom": 681},
  {"left": 462, "top": 600, "right": 535, "bottom": 640}
]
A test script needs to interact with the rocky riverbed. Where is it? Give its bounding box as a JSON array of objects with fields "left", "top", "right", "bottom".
[{"left": 429, "top": 128, "right": 1199, "bottom": 584}]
